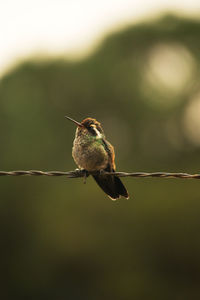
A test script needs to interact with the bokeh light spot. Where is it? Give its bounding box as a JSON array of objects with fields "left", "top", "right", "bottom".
[
  {"left": 143, "top": 43, "right": 195, "bottom": 108},
  {"left": 183, "top": 92, "right": 200, "bottom": 147}
]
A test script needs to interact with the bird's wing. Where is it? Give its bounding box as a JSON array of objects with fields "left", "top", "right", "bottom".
[{"left": 102, "top": 139, "right": 116, "bottom": 171}]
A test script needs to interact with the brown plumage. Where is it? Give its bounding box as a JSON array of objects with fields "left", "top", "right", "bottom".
[{"left": 66, "top": 116, "right": 129, "bottom": 200}]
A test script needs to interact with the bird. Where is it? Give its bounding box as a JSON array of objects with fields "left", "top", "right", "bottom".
[{"left": 66, "top": 116, "right": 129, "bottom": 200}]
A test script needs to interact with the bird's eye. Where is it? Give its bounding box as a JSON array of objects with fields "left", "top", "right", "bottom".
[
  {"left": 88, "top": 125, "right": 97, "bottom": 136},
  {"left": 89, "top": 125, "right": 102, "bottom": 138}
]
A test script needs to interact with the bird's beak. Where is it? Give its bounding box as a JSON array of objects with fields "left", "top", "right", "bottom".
[{"left": 65, "top": 116, "right": 83, "bottom": 127}]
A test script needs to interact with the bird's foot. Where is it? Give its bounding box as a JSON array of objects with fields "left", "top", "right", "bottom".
[
  {"left": 74, "top": 168, "right": 89, "bottom": 183},
  {"left": 81, "top": 169, "right": 89, "bottom": 184},
  {"left": 99, "top": 169, "right": 106, "bottom": 175}
]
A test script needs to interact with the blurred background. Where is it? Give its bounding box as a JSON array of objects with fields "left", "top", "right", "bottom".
[{"left": 0, "top": 1, "right": 200, "bottom": 299}]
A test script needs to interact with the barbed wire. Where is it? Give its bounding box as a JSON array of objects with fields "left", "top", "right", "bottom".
[{"left": 0, "top": 170, "right": 200, "bottom": 179}]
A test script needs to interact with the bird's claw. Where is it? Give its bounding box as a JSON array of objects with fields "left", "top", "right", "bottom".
[
  {"left": 81, "top": 169, "right": 89, "bottom": 184},
  {"left": 99, "top": 169, "right": 106, "bottom": 175}
]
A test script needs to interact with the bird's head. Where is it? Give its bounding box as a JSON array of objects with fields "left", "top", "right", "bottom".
[{"left": 66, "top": 116, "right": 104, "bottom": 139}]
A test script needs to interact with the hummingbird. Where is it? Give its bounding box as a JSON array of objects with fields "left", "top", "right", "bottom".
[{"left": 66, "top": 116, "right": 129, "bottom": 200}]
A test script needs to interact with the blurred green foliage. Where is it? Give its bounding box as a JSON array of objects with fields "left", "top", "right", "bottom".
[{"left": 1, "top": 14, "right": 200, "bottom": 299}]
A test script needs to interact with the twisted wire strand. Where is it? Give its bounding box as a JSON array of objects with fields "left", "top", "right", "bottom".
[{"left": 0, "top": 170, "right": 200, "bottom": 179}]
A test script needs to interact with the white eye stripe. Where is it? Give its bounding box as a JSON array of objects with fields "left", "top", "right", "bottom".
[{"left": 92, "top": 126, "right": 102, "bottom": 138}]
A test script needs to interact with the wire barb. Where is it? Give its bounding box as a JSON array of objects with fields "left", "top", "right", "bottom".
[{"left": 0, "top": 170, "right": 200, "bottom": 179}]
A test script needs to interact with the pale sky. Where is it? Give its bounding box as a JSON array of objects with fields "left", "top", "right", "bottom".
[{"left": 0, "top": 0, "right": 200, "bottom": 76}]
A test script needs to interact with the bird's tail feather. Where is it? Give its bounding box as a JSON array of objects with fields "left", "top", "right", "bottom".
[{"left": 92, "top": 173, "right": 129, "bottom": 200}]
